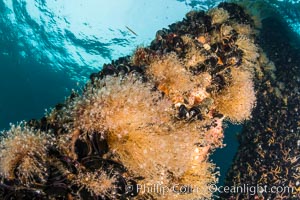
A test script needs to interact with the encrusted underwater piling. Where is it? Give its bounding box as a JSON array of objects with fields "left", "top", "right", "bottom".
[
  {"left": 0, "top": 3, "right": 273, "bottom": 200},
  {"left": 222, "top": 2, "right": 300, "bottom": 199}
]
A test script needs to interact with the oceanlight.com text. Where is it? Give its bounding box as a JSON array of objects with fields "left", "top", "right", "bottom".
[
  {"left": 126, "top": 183, "right": 295, "bottom": 196},
  {"left": 208, "top": 183, "right": 294, "bottom": 195}
]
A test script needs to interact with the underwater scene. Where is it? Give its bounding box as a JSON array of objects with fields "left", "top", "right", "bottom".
[{"left": 0, "top": 0, "right": 299, "bottom": 199}]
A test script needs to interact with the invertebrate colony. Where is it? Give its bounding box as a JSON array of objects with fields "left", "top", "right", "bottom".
[{"left": 1, "top": 2, "right": 298, "bottom": 200}]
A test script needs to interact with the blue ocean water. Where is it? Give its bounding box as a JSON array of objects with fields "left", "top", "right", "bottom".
[
  {"left": 0, "top": 0, "right": 299, "bottom": 187},
  {"left": 0, "top": 0, "right": 193, "bottom": 129}
]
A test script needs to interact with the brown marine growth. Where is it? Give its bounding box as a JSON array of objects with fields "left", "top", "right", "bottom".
[
  {"left": 0, "top": 2, "right": 264, "bottom": 199},
  {"left": 0, "top": 123, "right": 54, "bottom": 186}
]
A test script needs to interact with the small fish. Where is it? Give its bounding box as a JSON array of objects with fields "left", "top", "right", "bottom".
[{"left": 125, "top": 26, "right": 138, "bottom": 36}]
